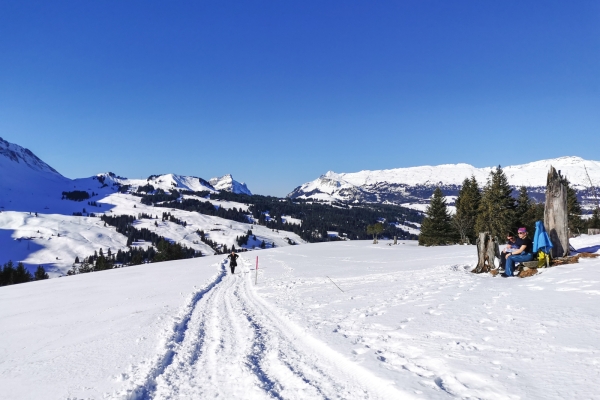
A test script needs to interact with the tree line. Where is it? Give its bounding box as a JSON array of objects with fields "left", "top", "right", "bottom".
[{"left": 1, "top": 261, "right": 48, "bottom": 287}]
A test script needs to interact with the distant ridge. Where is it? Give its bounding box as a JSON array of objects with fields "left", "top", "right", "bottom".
[
  {"left": 289, "top": 157, "right": 600, "bottom": 208},
  {"left": 0, "top": 137, "right": 252, "bottom": 212}
]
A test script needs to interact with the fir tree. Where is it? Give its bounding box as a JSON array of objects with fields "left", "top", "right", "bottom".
[
  {"left": 14, "top": 262, "right": 33, "bottom": 284},
  {"left": 454, "top": 176, "right": 481, "bottom": 243},
  {"left": 589, "top": 208, "right": 600, "bottom": 230},
  {"left": 0, "top": 261, "right": 16, "bottom": 286},
  {"left": 131, "top": 252, "right": 144, "bottom": 265},
  {"left": 34, "top": 265, "right": 49, "bottom": 280},
  {"left": 563, "top": 178, "right": 585, "bottom": 235},
  {"left": 95, "top": 255, "right": 112, "bottom": 271},
  {"left": 514, "top": 186, "right": 537, "bottom": 234},
  {"left": 475, "top": 166, "right": 516, "bottom": 238},
  {"left": 419, "top": 187, "right": 457, "bottom": 246}
]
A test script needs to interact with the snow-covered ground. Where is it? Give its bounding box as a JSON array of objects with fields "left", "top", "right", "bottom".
[{"left": 2, "top": 236, "right": 600, "bottom": 399}]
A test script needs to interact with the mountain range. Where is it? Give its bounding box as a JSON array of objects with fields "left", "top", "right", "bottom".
[
  {"left": 288, "top": 157, "right": 600, "bottom": 210},
  {"left": 0, "top": 136, "right": 251, "bottom": 213}
]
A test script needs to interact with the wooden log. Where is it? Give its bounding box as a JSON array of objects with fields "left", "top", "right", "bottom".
[
  {"left": 472, "top": 232, "right": 500, "bottom": 273},
  {"left": 544, "top": 166, "right": 569, "bottom": 258},
  {"left": 521, "top": 261, "right": 539, "bottom": 269}
]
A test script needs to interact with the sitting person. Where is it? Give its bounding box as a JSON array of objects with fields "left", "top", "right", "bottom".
[
  {"left": 499, "top": 233, "right": 519, "bottom": 272},
  {"left": 503, "top": 227, "right": 533, "bottom": 277}
]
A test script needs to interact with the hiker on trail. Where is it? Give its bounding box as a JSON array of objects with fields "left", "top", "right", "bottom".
[
  {"left": 499, "top": 233, "right": 519, "bottom": 272},
  {"left": 227, "top": 251, "right": 239, "bottom": 274},
  {"left": 502, "top": 227, "right": 533, "bottom": 278}
]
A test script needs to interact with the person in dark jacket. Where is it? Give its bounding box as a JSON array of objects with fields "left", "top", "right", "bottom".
[
  {"left": 503, "top": 227, "right": 533, "bottom": 277},
  {"left": 227, "top": 251, "right": 239, "bottom": 274}
]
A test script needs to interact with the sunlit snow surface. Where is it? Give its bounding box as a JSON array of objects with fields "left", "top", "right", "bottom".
[{"left": 2, "top": 236, "right": 600, "bottom": 399}]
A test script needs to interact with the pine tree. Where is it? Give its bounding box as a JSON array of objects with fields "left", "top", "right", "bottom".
[
  {"left": 14, "top": 262, "right": 33, "bottom": 284},
  {"left": 0, "top": 261, "right": 16, "bottom": 286},
  {"left": 34, "top": 265, "right": 49, "bottom": 280},
  {"left": 588, "top": 208, "right": 600, "bottom": 230},
  {"left": 563, "top": 178, "right": 585, "bottom": 235},
  {"left": 514, "top": 186, "right": 536, "bottom": 234},
  {"left": 454, "top": 176, "right": 481, "bottom": 243},
  {"left": 475, "top": 166, "right": 516, "bottom": 238},
  {"left": 419, "top": 187, "right": 457, "bottom": 246}
]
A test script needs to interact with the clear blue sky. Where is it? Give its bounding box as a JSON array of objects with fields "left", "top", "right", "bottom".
[{"left": 1, "top": 1, "right": 599, "bottom": 196}]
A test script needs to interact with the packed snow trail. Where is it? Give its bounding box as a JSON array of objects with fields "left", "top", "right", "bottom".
[{"left": 125, "top": 258, "right": 407, "bottom": 400}]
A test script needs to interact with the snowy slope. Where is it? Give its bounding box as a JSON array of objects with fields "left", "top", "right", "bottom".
[
  {"left": 2, "top": 236, "right": 600, "bottom": 399},
  {"left": 290, "top": 156, "right": 600, "bottom": 205},
  {"left": 0, "top": 137, "right": 287, "bottom": 276},
  {"left": 0, "top": 192, "right": 305, "bottom": 276},
  {"left": 209, "top": 174, "right": 252, "bottom": 195}
]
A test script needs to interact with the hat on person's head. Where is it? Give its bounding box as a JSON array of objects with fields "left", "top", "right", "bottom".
[{"left": 517, "top": 227, "right": 527, "bottom": 233}]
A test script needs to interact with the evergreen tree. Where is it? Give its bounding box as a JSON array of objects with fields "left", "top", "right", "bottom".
[
  {"left": 419, "top": 187, "right": 457, "bottom": 246},
  {"left": 131, "top": 252, "right": 144, "bottom": 265},
  {"left": 454, "top": 176, "right": 481, "bottom": 243},
  {"left": 475, "top": 166, "right": 515, "bottom": 238},
  {"left": 514, "top": 186, "right": 538, "bottom": 234},
  {"left": 95, "top": 255, "right": 112, "bottom": 271},
  {"left": 14, "top": 262, "right": 33, "bottom": 284},
  {"left": 588, "top": 208, "right": 600, "bottom": 230},
  {"left": 34, "top": 265, "right": 49, "bottom": 280},
  {"left": 0, "top": 261, "right": 16, "bottom": 286},
  {"left": 563, "top": 178, "right": 585, "bottom": 235}
]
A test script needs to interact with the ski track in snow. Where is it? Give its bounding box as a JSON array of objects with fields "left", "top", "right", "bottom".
[{"left": 120, "top": 258, "right": 406, "bottom": 400}]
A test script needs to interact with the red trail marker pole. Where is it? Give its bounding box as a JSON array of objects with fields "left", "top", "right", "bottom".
[{"left": 255, "top": 256, "right": 258, "bottom": 285}]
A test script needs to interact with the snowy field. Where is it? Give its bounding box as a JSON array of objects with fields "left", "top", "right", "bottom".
[{"left": 1, "top": 236, "right": 600, "bottom": 399}]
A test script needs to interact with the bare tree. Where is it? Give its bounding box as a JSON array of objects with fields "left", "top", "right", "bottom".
[{"left": 452, "top": 213, "right": 474, "bottom": 244}]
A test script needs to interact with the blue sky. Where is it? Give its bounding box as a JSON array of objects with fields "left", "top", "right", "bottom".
[{"left": 1, "top": 1, "right": 599, "bottom": 196}]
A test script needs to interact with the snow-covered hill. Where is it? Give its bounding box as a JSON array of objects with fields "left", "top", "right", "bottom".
[
  {"left": 2, "top": 237, "right": 600, "bottom": 399},
  {"left": 289, "top": 156, "right": 600, "bottom": 208},
  {"left": 0, "top": 137, "right": 291, "bottom": 276}
]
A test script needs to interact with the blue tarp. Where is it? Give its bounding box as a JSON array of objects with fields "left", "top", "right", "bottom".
[{"left": 533, "top": 220, "right": 553, "bottom": 254}]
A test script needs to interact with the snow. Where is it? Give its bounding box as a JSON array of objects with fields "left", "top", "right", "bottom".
[
  {"left": 391, "top": 222, "right": 421, "bottom": 235},
  {"left": 401, "top": 202, "right": 457, "bottom": 215},
  {"left": 281, "top": 215, "right": 302, "bottom": 225},
  {"left": 2, "top": 236, "right": 600, "bottom": 399}
]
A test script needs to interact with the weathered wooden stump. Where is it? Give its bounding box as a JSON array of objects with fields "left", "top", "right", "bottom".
[
  {"left": 472, "top": 232, "right": 500, "bottom": 273},
  {"left": 545, "top": 166, "right": 569, "bottom": 258}
]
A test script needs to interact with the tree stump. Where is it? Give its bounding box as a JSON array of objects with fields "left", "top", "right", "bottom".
[
  {"left": 472, "top": 232, "right": 500, "bottom": 273},
  {"left": 544, "top": 167, "right": 569, "bottom": 258}
]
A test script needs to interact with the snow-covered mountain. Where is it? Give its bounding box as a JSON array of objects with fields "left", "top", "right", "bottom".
[
  {"left": 0, "top": 137, "right": 281, "bottom": 275},
  {"left": 209, "top": 174, "right": 252, "bottom": 195},
  {"left": 0, "top": 136, "right": 252, "bottom": 213},
  {"left": 289, "top": 157, "right": 600, "bottom": 208}
]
